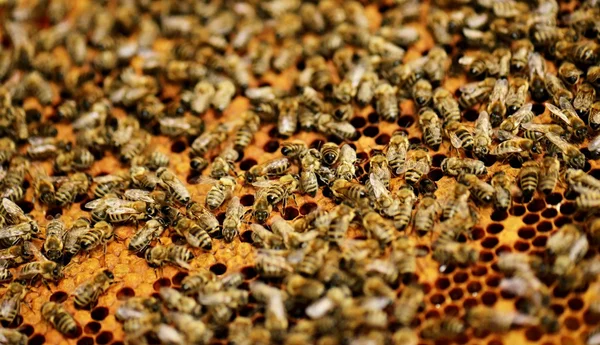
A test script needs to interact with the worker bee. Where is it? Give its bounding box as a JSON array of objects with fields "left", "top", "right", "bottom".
[
  {"left": 490, "top": 137, "right": 540, "bottom": 159},
  {"left": 319, "top": 143, "right": 340, "bottom": 166},
  {"left": 198, "top": 176, "right": 235, "bottom": 210},
  {"left": 0, "top": 198, "right": 29, "bottom": 226},
  {"left": 175, "top": 213, "right": 214, "bottom": 250},
  {"left": 254, "top": 174, "right": 300, "bottom": 208},
  {"left": 394, "top": 285, "right": 424, "bottom": 326},
  {"left": 412, "top": 79, "right": 433, "bottom": 108},
  {"left": 418, "top": 108, "right": 443, "bottom": 150},
  {"left": 55, "top": 172, "right": 91, "bottom": 207},
  {"left": 255, "top": 249, "right": 294, "bottom": 278},
  {"left": 146, "top": 244, "right": 194, "bottom": 270},
  {"left": 43, "top": 218, "right": 65, "bottom": 262},
  {"left": 357, "top": 71, "right": 378, "bottom": 106},
  {"left": 327, "top": 204, "right": 357, "bottom": 244},
  {"left": 0, "top": 282, "right": 26, "bottom": 324},
  {"left": 538, "top": 156, "right": 560, "bottom": 195},
  {"left": 298, "top": 149, "right": 321, "bottom": 197},
  {"left": 157, "top": 168, "right": 190, "bottom": 205},
  {"left": 190, "top": 123, "right": 229, "bottom": 157},
  {"left": 421, "top": 317, "right": 465, "bottom": 340},
  {"left": 129, "top": 166, "right": 159, "bottom": 191},
  {"left": 92, "top": 171, "right": 130, "bottom": 198},
  {"left": 180, "top": 270, "right": 216, "bottom": 295},
  {"left": 510, "top": 39, "right": 533, "bottom": 72},
  {"left": 484, "top": 78, "right": 508, "bottom": 126},
  {"left": 403, "top": 147, "right": 431, "bottom": 186},
  {"left": 470, "top": 110, "right": 492, "bottom": 159},
  {"left": 565, "top": 169, "right": 600, "bottom": 191},
  {"left": 18, "top": 243, "right": 63, "bottom": 283},
  {"left": 441, "top": 157, "right": 487, "bottom": 176},
  {"left": 375, "top": 83, "right": 399, "bottom": 122},
  {"left": 278, "top": 98, "right": 299, "bottom": 137},
  {"left": 316, "top": 113, "right": 357, "bottom": 140},
  {"left": 333, "top": 144, "right": 357, "bottom": 181},
  {"left": 433, "top": 87, "right": 461, "bottom": 127},
  {"left": 0, "top": 221, "right": 40, "bottom": 248},
  {"left": 169, "top": 312, "right": 213, "bottom": 345},
  {"left": 245, "top": 157, "right": 291, "bottom": 184},
  {"left": 41, "top": 302, "right": 79, "bottom": 338},
  {"left": 0, "top": 242, "right": 34, "bottom": 268},
  {"left": 459, "top": 78, "right": 495, "bottom": 111},
  {"left": 545, "top": 132, "right": 585, "bottom": 170},
  {"left": 498, "top": 103, "right": 535, "bottom": 140},
  {"left": 0, "top": 139, "right": 15, "bottom": 165},
  {"left": 558, "top": 62, "right": 583, "bottom": 86},
  {"left": 128, "top": 219, "right": 166, "bottom": 253},
  {"left": 459, "top": 173, "right": 494, "bottom": 205},
  {"left": 332, "top": 179, "right": 368, "bottom": 207},
  {"left": 252, "top": 188, "right": 273, "bottom": 224},
  {"left": 250, "top": 224, "right": 284, "bottom": 249},
  {"left": 77, "top": 221, "right": 115, "bottom": 253},
  {"left": 210, "top": 78, "right": 236, "bottom": 112},
  {"left": 574, "top": 83, "right": 596, "bottom": 118},
  {"left": 73, "top": 270, "right": 114, "bottom": 309},
  {"left": 0, "top": 327, "right": 28, "bottom": 345},
  {"left": 158, "top": 116, "right": 204, "bottom": 138},
  {"left": 549, "top": 98, "right": 588, "bottom": 141},
  {"left": 467, "top": 305, "right": 539, "bottom": 332},
  {"left": 588, "top": 65, "right": 600, "bottom": 88},
  {"left": 491, "top": 172, "right": 512, "bottom": 211},
  {"left": 433, "top": 239, "right": 479, "bottom": 272},
  {"left": 428, "top": 8, "right": 452, "bottom": 45},
  {"left": 222, "top": 196, "right": 245, "bottom": 243},
  {"left": 281, "top": 141, "right": 308, "bottom": 161},
  {"left": 414, "top": 195, "right": 441, "bottom": 235}
]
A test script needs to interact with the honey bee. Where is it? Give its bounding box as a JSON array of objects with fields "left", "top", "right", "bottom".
[
  {"left": 413, "top": 195, "right": 441, "bottom": 235},
  {"left": 54, "top": 172, "right": 91, "bottom": 207},
  {"left": 250, "top": 224, "right": 284, "bottom": 249},
  {"left": 441, "top": 157, "right": 487, "bottom": 176},
  {"left": 433, "top": 87, "right": 461, "bottom": 127},
  {"left": 215, "top": 195, "right": 243, "bottom": 242},
  {"left": 273, "top": 39, "right": 302, "bottom": 73},
  {"left": 92, "top": 172, "right": 130, "bottom": 198},
  {"left": 0, "top": 139, "right": 15, "bottom": 165},
  {"left": 157, "top": 168, "right": 190, "bottom": 205},
  {"left": 317, "top": 143, "right": 339, "bottom": 167},
  {"left": 459, "top": 173, "right": 495, "bottom": 205},
  {"left": 547, "top": 224, "right": 587, "bottom": 257},
  {"left": 0, "top": 327, "right": 28, "bottom": 345},
  {"left": 433, "top": 239, "right": 479, "bottom": 272},
  {"left": 418, "top": 108, "right": 443, "bottom": 150},
  {"left": 491, "top": 172, "right": 512, "bottom": 211},
  {"left": 471, "top": 110, "right": 492, "bottom": 158},
  {"left": 539, "top": 156, "right": 560, "bottom": 195},
  {"left": 545, "top": 132, "right": 586, "bottom": 170},
  {"left": 0, "top": 198, "right": 30, "bottom": 226},
  {"left": 375, "top": 83, "right": 399, "bottom": 122},
  {"left": 557, "top": 61, "right": 583, "bottom": 86},
  {"left": 256, "top": 249, "right": 294, "bottom": 278},
  {"left": 0, "top": 282, "right": 26, "bottom": 324},
  {"left": 331, "top": 144, "right": 357, "bottom": 182},
  {"left": 190, "top": 123, "right": 229, "bottom": 158},
  {"left": 18, "top": 242, "right": 63, "bottom": 283},
  {"left": 498, "top": 103, "right": 535, "bottom": 140},
  {"left": 77, "top": 221, "right": 115, "bottom": 253},
  {"left": 251, "top": 41, "right": 274, "bottom": 77},
  {"left": 565, "top": 169, "right": 600, "bottom": 191},
  {"left": 278, "top": 97, "right": 299, "bottom": 137},
  {"left": 467, "top": 305, "right": 539, "bottom": 332},
  {"left": 332, "top": 179, "right": 368, "bottom": 207},
  {"left": 180, "top": 270, "right": 216, "bottom": 295},
  {"left": 490, "top": 137, "right": 540, "bottom": 159},
  {"left": 442, "top": 183, "right": 471, "bottom": 221},
  {"left": 43, "top": 218, "right": 65, "bottom": 262},
  {"left": 421, "top": 317, "right": 465, "bottom": 340},
  {"left": 327, "top": 204, "right": 357, "bottom": 244},
  {"left": 130, "top": 166, "right": 159, "bottom": 191},
  {"left": 171, "top": 213, "right": 212, "bottom": 251},
  {"left": 394, "top": 285, "right": 424, "bottom": 326},
  {"left": 588, "top": 65, "right": 600, "bottom": 89},
  {"left": 158, "top": 117, "right": 204, "bottom": 138},
  {"left": 73, "top": 270, "right": 114, "bottom": 309},
  {"left": 574, "top": 83, "right": 596, "bottom": 118},
  {"left": 41, "top": 302, "right": 79, "bottom": 338},
  {"left": 428, "top": 8, "right": 452, "bottom": 45},
  {"left": 317, "top": 113, "right": 358, "bottom": 140},
  {"left": 357, "top": 71, "right": 378, "bottom": 106},
  {"left": 545, "top": 73, "right": 574, "bottom": 105},
  {"left": 201, "top": 176, "right": 236, "bottom": 210},
  {"left": 510, "top": 39, "right": 533, "bottom": 72},
  {"left": 459, "top": 78, "right": 495, "bottom": 111},
  {"left": 160, "top": 287, "right": 201, "bottom": 316},
  {"left": 146, "top": 244, "right": 194, "bottom": 270},
  {"left": 169, "top": 312, "right": 213, "bottom": 345},
  {"left": 404, "top": 147, "right": 431, "bottom": 185},
  {"left": 245, "top": 157, "right": 291, "bottom": 184},
  {"left": 128, "top": 219, "right": 166, "bottom": 253},
  {"left": 486, "top": 78, "right": 509, "bottom": 126},
  {"left": 0, "top": 220, "right": 40, "bottom": 249}
]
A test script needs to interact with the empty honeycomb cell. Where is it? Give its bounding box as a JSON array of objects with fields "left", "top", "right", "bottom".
[
  {"left": 367, "top": 112, "right": 379, "bottom": 123},
  {"left": 527, "top": 199, "right": 546, "bottom": 212},
  {"left": 263, "top": 140, "right": 279, "bottom": 153},
  {"left": 239, "top": 159, "right": 257, "bottom": 171},
  {"left": 485, "top": 275, "right": 501, "bottom": 288},
  {"left": 424, "top": 310, "right": 440, "bottom": 319},
  {"left": 116, "top": 287, "right": 135, "bottom": 300},
  {"left": 210, "top": 263, "right": 228, "bottom": 275},
  {"left": 480, "top": 251, "right": 494, "bottom": 262},
  {"left": 432, "top": 154, "right": 447, "bottom": 167},
  {"left": 495, "top": 245, "right": 511, "bottom": 256},
  {"left": 463, "top": 297, "right": 478, "bottom": 309},
  {"left": 375, "top": 133, "right": 390, "bottom": 145},
  {"left": 449, "top": 288, "right": 464, "bottom": 300},
  {"left": 523, "top": 213, "right": 540, "bottom": 225},
  {"left": 455, "top": 334, "right": 470, "bottom": 345},
  {"left": 532, "top": 236, "right": 548, "bottom": 247},
  {"left": 518, "top": 227, "right": 536, "bottom": 240},
  {"left": 435, "top": 277, "right": 450, "bottom": 290},
  {"left": 356, "top": 152, "right": 369, "bottom": 162},
  {"left": 550, "top": 304, "right": 565, "bottom": 316},
  {"left": 584, "top": 310, "right": 600, "bottom": 325},
  {"left": 91, "top": 307, "right": 109, "bottom": 321},
  {"left": 481, "top": 237, "right": 499, "bottom": 249},
  {"left": 240, "top": 194, "right": 255, "bottom": 206},
  {"left": 545, "top": 192, "right": 563, "bottom": 205},
  {"left": 112, "top": 342, "right": 125, "bottom": 345},
  {"left": 429, "top": 294, "right": 445, "bottom": 305},
  {"left": 541, "top": 207, "right": 558, "bottom": 218},
  {"left": 84, "top": 321, "right": 101, "bottom": 335},
  {"left": 241, "top": 230, "right": 254, "bottom": 243},
  {"left": 453, "top": 272, "right": 469, "bottom": 284},
  {"left": 397, "top": 115, "right": 415, "bottom": 128},
  {"left": 472, "top": 266, "right": 488, "bottom": 277},
  {"left": 241, "top": 266, "right": 257, "bottom": 280},
  {"left": 567, "top": 297, "right": 584, "bottom": 311},
  {"left": 20, "top": 324, "right": 34, "bottom": 337},
  {"left": 29, "top": 334, "right": 45, "bottom": 345},
  {"left": 282, "top": 207, "right": 299, "bottom": 220},
  {"left": 553, "top": 287, "right": 570, "bottom": 299},
  {"left": 471, "top": 227, "right": 485, "bottom": 240},
  {"left": 467, "top": 281, "right": 482, "bottom": 294},
  {"left": 350, "top": 117, "right": 367, "bottom": 128},
  {"left": 170, "top": 140, "right": 187, "bottom": 153},
  {"left": 525, "top": 327, "right": 543, "bottom": 341},
  {"left": 421, "top": 283, "right": 432, "bottom": 295},
  {"left": 491, "top": 210, "right": 508, "bottom": 221},
  {"left": 45, "top": 207, "right": 63, "bottom": 217},
  {"left": 363, "top": 126, "right": 379, "bottom": 137},
  {"left": 96, "top": 331, "right": 114, "bottom": 344},
  {"left": 299, "top": 202, "right": 318, "bottom": 215},
  {"left": 514, "top": 241, "right": 530, "bottom": 252},
  {"left": 486, "top": 223, "right": 504, "bottom": 234},
  {"left": 49, "top": 291, "right": 68, "bottom": 303},
  {"left": 444, "top": 305, "right": 460, "bottom": 316},
  {"left": 500, "top": 289, "right": 516, "bottom": 299},
  {"left": 463, "top": 109, "right": 479, "bottom": 121},
  {"left": 510, "top": 205, "right": 526, "bottom": 216},
  {"left": 481, "top": 291, "right": 498, "bottom": 306},
  {"left": 172, "top": 272, "right": 188, "bottom": 286},
  {"left": 16, "top": 200, "right": 34, "bottom": 213},
  {"left": 153, "top": 278, "right": 171, "bottom": 291},
  {"left": 554, "top": 216, "right": 572, "bottom": 227},
  {"left": 560, "top": 202, "right": 576, "bottom": 215},
  {"left": 77, "top": 337, "right": 94, "bottom": 345},
  {"left": 564, "top": 316, "right": 580, "bottom": 330}
]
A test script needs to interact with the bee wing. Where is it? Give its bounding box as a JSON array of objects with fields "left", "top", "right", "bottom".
[
  {"left": 459, "top": 80, "right": 481, "bottom": 94},
  {"left": 493, "top": 141, "right": 524, "bottom": 154},
  {"left": 520, "top": 122, "right": 551, "bottom": 133},
  {"left": 589, "top": 134, "right": 600, "bottom": 154},
  {"left": 0, "top": 248, "right": 19, "bottom": 261},
  {"left": 512, "top": 103, "right": 533, "bottom": 121},
  {"left": 340, "top": 144, "right": 357, "bottom": 163},
  {"left": 268, "top": 293, "right": 286, "bottom": 319},
  {"left": 251, "top": 180, "right": 276, "bottom": 188},
  {"left": 1, "top": 198, "right": 26, "bottom": 220},
  {"left": 73, "top": 281, "right": 97, "bottom": 299},
  {"left": 369, "top": 173, "right": 391, "bottom": 200},
  {"left": 188, "top": 176, "right": 219, "bottom": 185},
  {"left": 0, "top": 293, "right": 19, "bottom": 319},
  {"left": 528, "top": 52, "right": 545, "bottom": 77},
  {"left": 0, "top": 225, "right": 29, "bottom": 240},
  {"left": 226, "top": 196, "right": 242, "bottom": 215},
  {"left": 545, "top": 132, "right": 570, "bottom": 151},
  {"left": 490, "top": 79, "right": 508, "bottom": 102},
  {"left": 87, "top": 198, "right": 128, "bottom": 209},
  {"left": 93, "top": 174, "right": 123, "bottom": 184},
  {"left": 24, "top": 241, "right": 47, "bottom": 261},
  {"left": 545, "top": 102, "right": 571, "bottom": 125},
  {"left": 559, "top": 97, "right": 578, "bottom": 119},
  {"left": 124, "top": 189, "right": 154, "bottom": 203},
  {"left": 306, "top": 296, "right": 335, "bottom": 319},
  {"left": 449, "top": 131, "right": 464, "bottom": 149},
  {"left": 107, "top": 207, "right": 139, "bottom": 216},
  {"left": 198, "top": 292, "right": 227, "bottom": 306},
  {"left": 159, "top": 117, "right": 190, "bottom": 130}
]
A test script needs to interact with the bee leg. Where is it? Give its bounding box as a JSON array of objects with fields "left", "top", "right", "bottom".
[{"left": 41, "top": 279, "right": 52, "bottom": 292}]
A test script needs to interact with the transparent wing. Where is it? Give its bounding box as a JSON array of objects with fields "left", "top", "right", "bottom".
[
  {"left": 107, "top": 207, "right": 140, "bottom": 216},
  {"left": 450, "top": 131, "right": 464, "bottom": 149},
  {"left": 490, "top": 79, "right": 508, "bottom": 102},
  {"left": 124, "top": 189, "right": 155, "bottom": 203},
  {"left": 252, "top": 180, "right": 276, "bottom": 188},
  {"left": 188, "top": 176, "right": 219, "bottom": 186},
  {"left": 2, "top": 198, "right": 26, "bottom": 220},
  {"left": 511, "top": 103, "right": 533, "bottom": 123},
  {"left": 0, "top": 224, "right": 30, "bottom": 240},
  {"left": 340, "top": 144, "right": 357, "bottom": 163},
  {"left": 545, "top": 132, "right": 570, "bottom": 151},
  {"left": 226, "top": 196, "right": 243, "bottom": 216},
  {"left": 559, "top": 97, "right": 578, "bottom": 120},
  {"left": 24, "top": 241, "right": 47, "bottom": 261},
  {"left": 545, "top": 102, "right": 571, "bottom": 125},
  {"left": 369, "top": 173, "right": 391, "bottom": 200},
  {"left": 93, "top": 174, "right": 125, "bottom": 184}
]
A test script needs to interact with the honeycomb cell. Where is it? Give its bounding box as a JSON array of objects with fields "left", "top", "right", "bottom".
[
  {"left": 367, "top": 112, "right": 379, "bottom": 123},
  {"left": 518, "top": 227, "right": 536, "bottom": 240},
  {"left": 77, "top": 337, "right": 94, "bottom": 345},
  {"left": 453, "top": 272, "right": 469, "bottom": 284},
  {"left": 564, "top": 316, "right": 580, "bottom": 330},
  {"left": 444, "top": 305, "right": 460, "bottom": 316},
  {"left": 116, "top": 287, "right": 135, "bottom": 300},
  {"left": 20, "top": 324, "right": 34, "bottom": 337},
  {"left": 432, "top": 154, "right": 446, "bottom": 167},
  {"left": 527, "top": 199, "right": 546, "bottom": 212},
  {"left": 240, "top": 194, "right": 255, "bottom": 206},
  {"left": 550, "top": 304, "right": 565, "bottom": 316},
  {"left": 435, "top": 277, "right": 450, "bottom": 290},
  {"left": 397, "top": 115, "right": 415, "bottom": 127},
  {"left": 29, "top": 334, "right": 45, "bottom": 345},
  {"left": 170, "top": 140, "right": 187, "bottom": 153},
  {"left": 567, "top": 297, "right": 584, "bottom": 311},
  {"left": 495, "top": 245, "right": 511, "bottom": 256},
  {"left": 541, "top": 208, "right": 558, "bottom": 219},
  {"left": 153, "top": 278, "right": 171, "bottom": 291},
  {"left": 554, "top": 216, "right": 572, "bottom": 227},
  {"left": 430, "top": 294, "right": 445, "bottom": 305},
  {"left": 363, "top": 126, "right": 379, "bottom": 137},
  {"left": 239, "top": 159, "right": 257, "bottom": 171},
  {"left": 350, "top": 117, "right": 367, "bottom": 128},
  {"left": 491, "top": 210, "right": 508, "bottom": 221},
  {"left": 84, "top": 321, "right": 101, "bottom": 335},
  {"left": 299, "top": 202, "right": 318, "bottom": 215},
  {"left": 486, "top": 223, "right": 504, "bottom": 234},
  {"left": 472, "top": 266, "right": 488, "bottom": 277},
  {"left": 428, "top": 169, "right": 443, "bottom": 181},
  {"left": 263, "top": 140, "right": 279, "bottom": 153},
  {"left": 424, "top": 310, "right": 440, "bottom": 319},
  {"left": 210, "top": 263, "right": 228, "bottom": 275},
  {"left": 449, "top": 288, "right": 464, "bottom": 300},
  {"left": 481, "top": 237, "right": 499, "bottom": 249},
  {"left": 584, "top": 310, "right": 600, "bottom": 325},
  {"left": 463, "top": 297, "right": 478, "bottom": 309},
  {"left": 96, "top": 331, "right": 114, "bottom": 345},
  {"left": 485, "top": 275, "right": 501, "bottom": 288},
  {"left": 525, "top": 327, "right": 543, "bottom": 341},
  {"left": 375, "top": 133, "right": 390, "bottom": 145},
  {"left": 282, "top": 207, "right": 299, "bottom": 220},
  {"left": 532, "top": 236, "right": 548, "bottom": 247},
  {"left": 91, "top": 307, "right": 109, "bottom": 321},
  {"left": 509, "top": 205, "right": 526, "bottom": 216},
  {"left": 488, "top": 339, "right": 503, "bottom": 345},
  {"left": 560, "top": 202, "right": 576, "bottom": 215},
  {"left": 467, "top": 281, "right": 482, "bottom": 294},
  {"left": 537, "top": 221, "right": 553, "bottom": 232},
  {"left": 241, "top": 230, "right": 254, "bottom": 243},
  {"left": 523, "top": 213, "right": 540, "bottom": 225},
  {"left": 480, "top": 251, "right": 494, "bottom": 262},
  {"left": 481, "top": 291, "right": 498, "bottom": 306},
  {"left": 49, "top": 291, "right": 68, "bottom": 303}
]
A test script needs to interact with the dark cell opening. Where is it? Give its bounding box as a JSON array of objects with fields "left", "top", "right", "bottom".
[
  {"left": 170, "top": 140, "right": 187, "bottom": 153},
  {"left": 397, "top": 115, "right": 414, "bottom": 127},
  {"left": 240, "top": 194, "right": 255, "bottom": 206},
  {"left": 463, "top": 109, "right": 479, "bottom": 121},
  {"left": 363, "top": 126, "right": 379, "bottom": 137},
  {"left": 532, "top": 236, "right": 547, "bottom": 247},
  {"left": 514, "top": 241, "right": 530, "bottom": 252},
  {"left": 463, "top": 297, "right": 478, "bottom": 309},
  {"left": 282, "top": 207, "right": 299, "bottom": 220},
  {"left": 45, "top": 207, "right": 63, "bottom": 218},
  {"left": 509, "top": 205, "right": 526, "bottom": 216},
  {"left": 77, "top": 337, "right": 94, "bottom": 345},
  {"left": 527, "top": 198, "right": 546, "bottom": 212},
  {"left": 536, "top": 221, "right": 553, "bottom": 232},
  {"left": 518, "top": 227, "right": 536, "bottom": 239},
  {"left": 116, "top": 287, "right": 135, "bottom": 300},
  {"left": 541, "top": 208, "right": 558, "bottom": 218},
  {"left": 554, "top": 216, "right": 572, "bottom": 227},
  {"left": 472, "top": 266, "right": 488, "bottom": 277},
  {"left": 523, "top": 213, "right": 540, "bottom": 225},
  {"left": 480, "top": 251, "right": 494, "bottom": 262},
  {"left": 467, "top": 281, "right": 482, "bottom": 294},
  {"left": 239, "top": 159, "right": 257, "bottom": 171},
  {"left": 564, "top": 317, "right": 580, "bottom": 330},
  {"left": 568, "top": 297, "right": 584, "bottom": 311},
  {"left": 430, "top": 294, "right": 445, "bottom": 305},
  {"left": 471, "top": 227, "right": 485, "bottom": 240},
  {"left": 486, "top": 223, "right": 504, "bottom": 235},
  {"left": 485, "top": 275, "right": 501, "bottom": 287},
  {"left": 172, "top": 272, "right": 188, "bottom": 286},
  {"left": 241, "top": 266, "right": 257, "bottom": 280},
  {"left": 96, "top": 331, "right": 113, "bottom": 345},
  {"left": 299, "top": 202, "right": 318, "bottom": 215},
  {"left": 84, "top": 322, "right": 101, "bottom": 334},
  {"left": 444, "top": 305, "right": 460, "bottom": 316},
  {"left": 560, "top": 202, "right": 576, "bottom": 215},
  {"left": 375, "top": 134, "right": 391, "bottom": 145},
  {"left": 428, "top": 169, "right": 443, "bottom": 181},
  {"left": 310, "top": 140, "right": 324, "bottom": 149},
  {"left": 368, "top": 112, "right": 379, "bottom": 123},
  {"left": 435, "top": 277, "right": 450, "bottom": 290},
  {"left": 525, "top": 327, "right": 543, "bottom": 341},
  {"left": 16, "top": 201, "right": 34, "bottom": 214},
  {"left": 241, "top": 231, "right": 254, "bottom": 243},
  {"left": 153, "top": 278, "right": 171, "bottom": 291},
  {"left": 495, "top": 245, "right": 511, "bottom": 256},
  {"left": 210, "top": 263, "right": 227, "bottom": 275},
  {"left": 584, "top": 310, "right": 600, "bottom": 325},
  {"left": 263, "top": 140, "right": 279, "bottom": 153},
  {"left": 491, "top": 210, "right": 508, "bottom": 221},
  {"left": 453, "top": 272, "right": 469, "bottom": 283},
  {"left": 449, "top": 288, "right": 464, "bottom": 300},
  {"left": 481, "top": 237, "right": 499, "bottom": 249},
  {"left": 350, "top": 117, "right": 367, "bottom": 128},
  {"left": 481, "top": 291, "right": 498, "bottom": 306},
  {"left": 49, "top": 291, "right": 68, "bottom": 303}
]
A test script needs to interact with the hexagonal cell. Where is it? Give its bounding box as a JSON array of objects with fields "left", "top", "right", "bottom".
[
  {"left": 153, "top": 278, "right": 172, "bottom": 291},
  {"left": 210, "top": 263, "right": 228, "bottom": 275},
  {"left": 509, "top": 205, "right": 526, "bottom": 216},
  {"left": 91, "top": 306, "right": 109, "bottom": 321},
  {"left": 527, "top": 199, "right": 546, "bottom": 212},
  {"left": 116, "top": 287, "right": 135, "bottom": 300},
  {"left": 96, "top": 331, "right": 114, "bottom": 345},
  {"left": 77, "top": 337, "right": 94, "bottom": 345},
  {"left": 84, "top": 321, "right": 101, "bottom": 335}
]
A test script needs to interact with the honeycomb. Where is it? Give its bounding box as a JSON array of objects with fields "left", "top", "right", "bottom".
[{"left": 0, "top": 0, "right": 598, "bottom": 345}]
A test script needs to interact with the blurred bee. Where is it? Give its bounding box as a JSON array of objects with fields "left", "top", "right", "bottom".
[
  {"left": 0, "top": 242, "right": 34, "bottom": 269},
  {"left": 362, "top": 210, "right": 395, "bottom": 247},
  {"left": 589, "top": 65, "right": 600, "bottom": 89},
  {"left": 77, "top": 221, "right": 115, "bottom": 253},
  {"left": 172, "top": 215, "right": 213, "bottom": 251},
  {"left": 332, "top": 179, "right": 368, "bottom": 207},
  {"left": 327, "top": 204, "right": 357, "bottom": 244},
  {"left": 128, "top": 219, "right": 166, "bottom": 253},
  {"left": 180, "top": 270, "right": 216, "bottom": 295},
  {"left": 538, "top": 156, "right": 560, "bottom": 195},
  {"left": 433, "top": 87, "right": 461, "bottom": 127},
  {"left": 412, "top": 79, "right": 432, "bottom": 108},
  {"left": 43, "top": 218, "right": 65, "bottom": 262},
  {"left": 285, "top": 274, "right": 325, "bottom": 302},
  {"left": 41, "top": 302, "right": 78, "bottom": 337},
  {"left": 394, "top": 285, "right": 424, "bottom": 326},
  {"left": 459, "top": 78, "right": 495, "bottom": 111},
  {"left": 250, "top": 224, "right": 284, "bottom": 249},
  {"left": 26, "top": 137, "right": 60, "bottom": 161},
  {"left": 65, "top": 32, "right": 87, "bottom": 66},
  {"left": 185, "top": 202, "right": 220, "bottom": 238},
  {"left": 375, "top": 83, "right": 399, "bottom": 122},
  {"left": 169, "top": 312, "right": 213, "bottom": 345},
  {"left": 545, "top": 132, "right": 586, "bottom": 170},
  {"left": 490, "top": 137, "right": 540, "bottom": 160},
  {"left": 0, "top": 198, "right": 29, "bottom": 226},
  {"left": 182, "top": 81, "right": 214, "bottom": 115},
  {"left": 273, "top": 40, "right": 302, "bottom": 73},
  {"left": 459, "top": 173, "right": 494, "bottom": 204},
  {"left": 234, "top": 114, "right": 260, "bottom": 151},
  {"left": 357, "top": 71, "right": 378, "bottom": 106},
  {"left": 421, "top": 317, "right": 465, "bottom": 340},
  {"left": 558, "top": 62, "right": 584, "bottom": 86},
  {"left": 433, "top": 239, "right": 479, "bottom": 272},
  {"left": 423, "top": 46, "right": 448, "bottom": 86},
  {"left": 256, "top": 250, "right": 294, "bottom": 278},
  {"left": 251, "top": 41, "right": 274, "bottom": 76},
  {"left": 331, "top": 144, "right": 357, "bottom": 182},
  {"left": 414, "top": 195, "right": 441, "bottom": 235},
  {"left": 418, "top": 108, "right": 443, "bottom": 150},
  {"left": 441, "top": 157, "right": 487, "bottom": 176},
  {"left": 491, "top": 172, "right": 512, "bottom": 211},
  {"left": 158, "top": 117, "right": 204, "bottom": 138},
  {"left": 0, "top": 139, "right": 15, "bottom": 165},
  {"left": 526, "top": 52, "right": 547, "bottom": 102},
  {"left": 428, "top": 9, "right": 452, "bottom": 45},
  {"left": 467, "top": 305, "right": 539, "bottom": 332},
  {"left": 574, "top": 83, "right": 596, "bottom": 118},
  {"left": 222, "top": 197, "right": 245, "bottom": 243},
  {"left": 146, "top": 244, "right": 194, "bottom": 270},
  {"left": 0, "top": 282, "right": 26, "bottom": 324},
  {"left": 508, "top": 39, "right": 532, "bottom": 72},
  {"left": 157, "top": 168, "right": 190, "bottom": 205},
  {"left": 129, "top": 166, "right": 158, "bottom": 191},
  {"left": 545, "top": 73, "right": 573, "bottom": 104},
  {"left": 498, "top": 103, "right": 535, "bottom": 140},
  {"left": 446, "top": 122, "right": 474, "bottom": 152},
  {"left": 210, "top": 147, "right": 239, "bottom": 179},
  {"left": 0, "top": 328, "right": 28, "bottom": 345},
  {"left": 278, "top": 97, "right": 299, "bottom": 137},
  {"left": 211, "top": 79, "right": 236, "bottom": 112},
  {"left": 392, "top": 185, "right": 416, "bottom": 231},
  {"left": 565, "top": 169, "right": 600, "bottom": 191},
  {"left": 245, "top": 157, "right": 291, "bottom": 184},
  {"left": 316, "top": 113, "right": 357, "bottom": 140},
  {"left": 73, "top": 270, "right": 114, "bottom": 309}
]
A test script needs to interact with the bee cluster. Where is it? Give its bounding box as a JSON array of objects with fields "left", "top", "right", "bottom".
[{"left": 0, "top": 0, "right": 599, "bottom": 344}]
